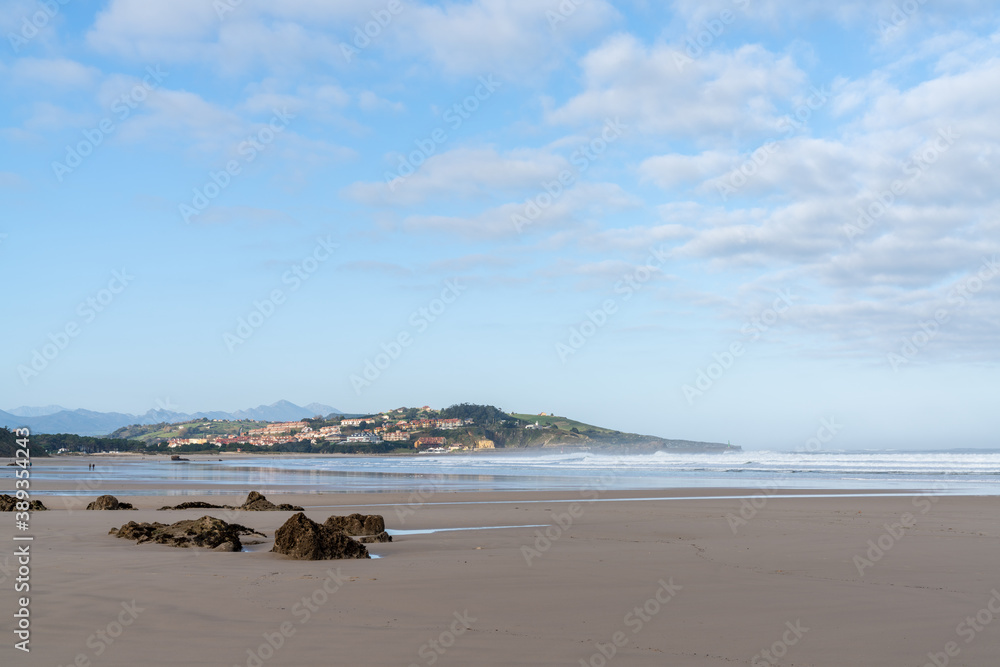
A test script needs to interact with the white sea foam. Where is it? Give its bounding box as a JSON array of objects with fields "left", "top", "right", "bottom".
[
  {"left": 27, "top": 450, "right": 1000, "bottom": 496},
  {"left": 301, "top": 450, "right": 1000, "bottom": 476}
]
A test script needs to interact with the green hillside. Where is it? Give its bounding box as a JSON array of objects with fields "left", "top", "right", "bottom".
[
  {"left": 109, "top": 419, "right": 269, "bottom": 444},
  {"left": 511, "top": 413, "right": 617, "bottom": 434},
  {"left": 0, "top": 427, "right": 48, "bottom": 458},
  {"left": 31, "top": 433, "right": 146, "bottom": 454},
  {"left": 396, "top": 409, "right": 736, "bottom": 452}
]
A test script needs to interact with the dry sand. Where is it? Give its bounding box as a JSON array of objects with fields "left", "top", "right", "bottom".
[{"left": 2, "top": 470, "right": 998, "bottom": 665}]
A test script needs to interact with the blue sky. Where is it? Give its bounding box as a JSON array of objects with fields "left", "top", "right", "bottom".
[{"left": 2, "top": 0, "right": 998, "bottom": 450}]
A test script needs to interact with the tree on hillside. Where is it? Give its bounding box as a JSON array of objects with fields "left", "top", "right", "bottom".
[
  {"left": 29, "top": 433, "right": 144, "bottom": 454},
  {"left": 0, "top": 427, "right": 48, "bottom": 457},
  {"left": 439, "top": 403, "right": 510, "bottom": 425}
]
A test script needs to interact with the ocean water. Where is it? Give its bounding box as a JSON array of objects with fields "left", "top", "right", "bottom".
[{"left": 25, "top": 450, "right": 1000, "bottom": 496}]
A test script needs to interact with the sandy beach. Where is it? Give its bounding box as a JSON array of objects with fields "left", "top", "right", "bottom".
[{"left": 1, "top": 459, "right": 997, "bottom": 667}]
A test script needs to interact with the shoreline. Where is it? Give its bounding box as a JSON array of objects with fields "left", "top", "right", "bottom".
[
  {"left": 22, "top": 485, "right": 955, "bottom": 499},
  {"left": 13, "top": 453, "right": 1000, "bottom": 497},
  {"left": 8, "top": 443, "right": 740, "bottom": 461}
]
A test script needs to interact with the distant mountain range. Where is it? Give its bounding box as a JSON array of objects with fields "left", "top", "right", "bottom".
[
  {"left": 0, "top": 401, "right": 341, "bottom": 437},
  {"left": 7, "top": 405, "right": 70, "bottom": 417}
]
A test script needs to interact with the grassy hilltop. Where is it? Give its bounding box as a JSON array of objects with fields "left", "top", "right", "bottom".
[{"left": 499, "top": 413, "right": 734, "bottom": 452}]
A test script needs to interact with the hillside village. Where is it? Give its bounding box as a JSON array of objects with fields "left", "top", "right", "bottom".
[
  {"left": 83, "top": 403, "right": 739, "bottom": 455},
  {"left": 166, "top": 405, "right": 535, "bottom": 453},
  {"left": 166, "top": 407, "right": 491, "bottom": 453}
]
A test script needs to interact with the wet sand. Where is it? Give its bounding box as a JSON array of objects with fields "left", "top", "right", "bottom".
[{"left": 2, "top": 472, "right": 998, "bottom": 665}]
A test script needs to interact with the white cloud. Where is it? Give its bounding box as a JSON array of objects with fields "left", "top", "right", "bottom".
[
  {"left": 85, "top": 0, "right": 344, "bottom": 73},
  {"left": 21, "top": 102, "right": 93, "bottom": 132},
  {"left": 693, "top": 137, "right": 864, "bottom": 201},
  {"left": 639, "top": 150, "right": 733, "bottom": 189},
  {"left": 241, "top": 80, "right": 351, "bottom": 117},
  {"left": 112, "top": 88, "right": 247, "bottom": 152},
  {"left": 358, "top": 90, "right": 404, "bottom": 113},
  {"left": 8, "top": 58, "right": 100, "bottom": 88},
  {"left": 83, "top": 0, "right": 618, "bottom": 78},
  {"left": 260, "top": 0, "right": 393, "bottom": 25},
  {"left": 855, "top": 58, "right": 1000, "bottom": 137},
  {"left": 86, "top": 0, "right": 221, "bottom": 61},
  {"left": 402, "top": 181, "right": 639, "bottom": 238},
  {"left": 0, "top": 171, "right": 28, "bottom": 189},
  {"left": 670, "top": 0, "right": 992, "bottom": 32},
  {"left": 212, "top": 20, "right": 344, "bottom": 76},
  {"left": 95, "top": 83, "right": 355, "bottom": 171},
  {"left": 563, "top": 31, "right": 1000, "bottom": 364},
  {"left": 345, "top": 146, "right": 571, "bottom": 206},
  {"left": 547, "top": 35, "right": 806, "bottom": 140},
  {"left": 400, "top": 0, "right": 622, "bottom": 78}
]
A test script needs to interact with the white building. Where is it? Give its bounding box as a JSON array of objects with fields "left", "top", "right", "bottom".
[{"left": 345, "top": 432, "right": 381, "bottom": 444}]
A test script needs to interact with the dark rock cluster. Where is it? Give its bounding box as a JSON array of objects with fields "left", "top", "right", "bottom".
[
  {"left": 0, "top": 494, "right": 47, "bottom": 511},
  {"left": 108, "top": 496, "right": 391, "bottom": 559},
  {"left": 110, "top": 516, "right": 265, "bottom": 552},
  {"left": 239, "top": 491, "right": 304, "bottom": 512},
  {"left": 158, "top": 491, "right": 303, "bottom": 512},
  {"left": 157, "top": 501, "right": 225, "bottom": 511},
  {"left": 86, "top": 495, "right": 135, "bottom": 510},
  {"left": 324, "top": 513, "right": 392, "bottom": 544},
  {"left": 271, "top": 513, "right": 371, "bottom": 560},
  {"left": 325, "top": 513, "right": 386, "bottom": 535}
]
